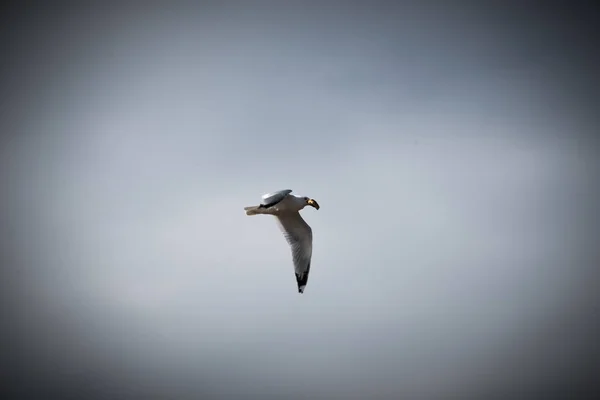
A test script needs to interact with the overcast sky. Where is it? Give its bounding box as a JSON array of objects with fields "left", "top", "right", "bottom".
[{"left": 1, "top": 2, "right": 598, "bottom": 399}]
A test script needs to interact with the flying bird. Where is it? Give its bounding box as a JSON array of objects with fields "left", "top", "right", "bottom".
[{"left": 244, "top": 189, "right": 320, "bottom": 294}]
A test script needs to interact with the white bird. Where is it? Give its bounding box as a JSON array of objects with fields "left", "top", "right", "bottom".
[{"left": 244, "top": 189, "right": 320, "bottom": 294}]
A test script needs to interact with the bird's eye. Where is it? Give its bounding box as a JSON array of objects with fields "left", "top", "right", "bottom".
[{"left": 304, "top": 197, "right": 309, "bottom": 200}]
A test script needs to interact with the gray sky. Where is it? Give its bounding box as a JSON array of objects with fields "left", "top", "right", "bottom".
[{"left": 1, "top": 3, "right": 598, "bottom": 399}]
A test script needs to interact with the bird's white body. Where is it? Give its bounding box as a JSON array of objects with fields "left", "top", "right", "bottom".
[{"left": 244, "top": 190, "right": 320, "bottom": 294}]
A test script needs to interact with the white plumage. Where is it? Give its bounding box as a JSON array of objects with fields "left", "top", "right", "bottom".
[{"left": 244, "top": 189, "right": 320, "bottom": 294}]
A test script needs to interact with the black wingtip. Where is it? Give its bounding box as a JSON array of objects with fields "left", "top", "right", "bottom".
[{"left": 295, "top": 262, "right": 310, "bottom": 294}]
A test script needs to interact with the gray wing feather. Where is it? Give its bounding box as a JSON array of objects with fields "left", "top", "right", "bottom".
[
  {"left": 275, "top": 211, "right": 313, "bottom": 291},
  {"left": 261, "top": 189, "right": 293, "bottom": 206}
]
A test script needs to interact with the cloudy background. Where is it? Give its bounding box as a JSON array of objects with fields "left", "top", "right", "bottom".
[{"left": 1, "top": 2, "right": 598, "bottom": 399}]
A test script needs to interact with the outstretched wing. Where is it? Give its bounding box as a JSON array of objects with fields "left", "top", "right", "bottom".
[
  {"left": 261, "top": 189, "right": 293, "bottom": 207},
  {"left": 275, "top": 211, "right": 313, "bottom": 293}
]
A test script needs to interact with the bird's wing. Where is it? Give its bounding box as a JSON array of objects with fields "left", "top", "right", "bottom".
[
  {"left": 275, "top": 211, "right": 313, "bottom": 293},
  {"left": 261, "top": 189, "right": 293, "bottom": 207}
]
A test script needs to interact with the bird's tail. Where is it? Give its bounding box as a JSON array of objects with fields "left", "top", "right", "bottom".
[{"left": 244, "top": 205, "right": 263, "bottom": 216}]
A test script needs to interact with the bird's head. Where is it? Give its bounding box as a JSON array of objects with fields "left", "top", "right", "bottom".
[{"left": 303, "top": 196, "right": 320, "bottom": 210}]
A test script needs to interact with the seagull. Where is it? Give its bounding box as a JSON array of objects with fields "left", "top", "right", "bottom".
[{"left": 244, "top": 189, "right": 320, "bottom": 294}]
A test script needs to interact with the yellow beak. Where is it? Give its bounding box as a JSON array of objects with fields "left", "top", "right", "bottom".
[{"left": 307, "top": 199, "right": 320, "bottom": 210}]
